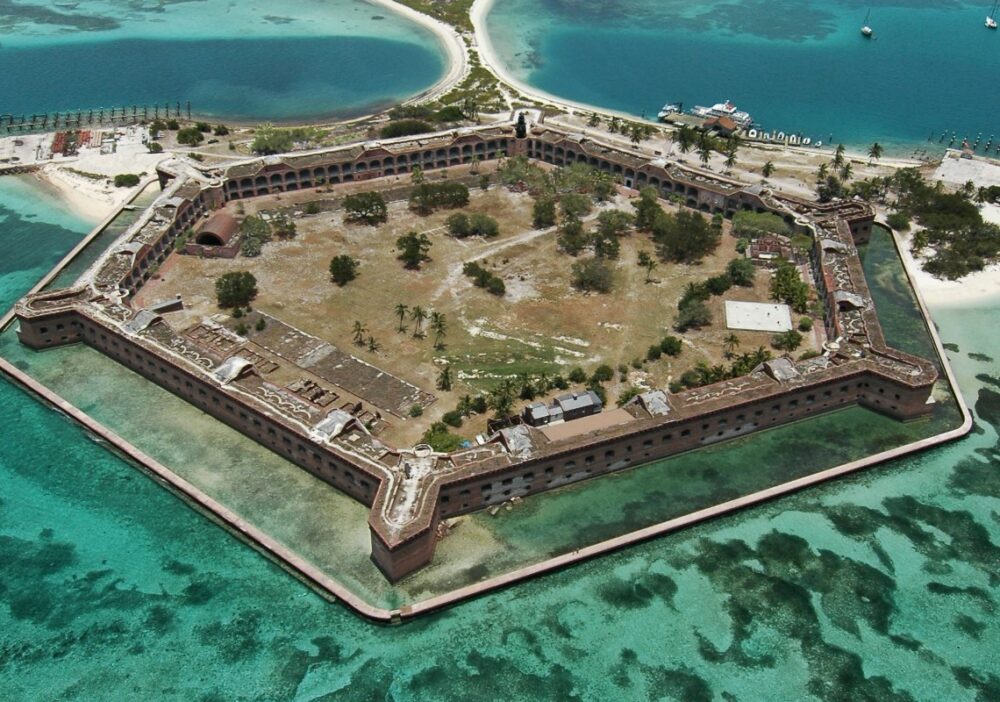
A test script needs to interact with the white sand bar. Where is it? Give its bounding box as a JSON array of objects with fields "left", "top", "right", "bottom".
[{"left": 725, "top": 301, "right": 793, "bottom": 332}]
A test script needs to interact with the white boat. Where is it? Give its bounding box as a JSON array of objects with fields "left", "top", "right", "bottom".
[
  {"left": 861, "top": 9, "right": 873, "bottom": 36},
  {"left": 988, "top": 2, "right": 998, "bottom": 29},
  {"left": 656, "top": 102, "right": 683, "bottom": 120},
  {"left": 689, "top": 99, "right": 753, "bottom": 127}
]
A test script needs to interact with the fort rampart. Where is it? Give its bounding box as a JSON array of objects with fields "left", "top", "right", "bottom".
[{"left": 14, "top": 119, "right": 938, "bottom": 582}]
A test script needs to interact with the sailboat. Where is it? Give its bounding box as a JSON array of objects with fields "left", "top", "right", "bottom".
[
  {"left": 861, "top": 9, "right": 873, "bottom": 37},
  {"left": 987, "top": 2, "right": 998, "bottom": 29}
]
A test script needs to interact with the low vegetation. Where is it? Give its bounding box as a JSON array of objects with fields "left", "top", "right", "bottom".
[{"left": 462, "top": 261, "right": 505, "bottom": 295}]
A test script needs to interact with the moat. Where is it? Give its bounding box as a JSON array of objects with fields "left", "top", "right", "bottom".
[{"left": 0, "top": 118, "right": 969, "bottom": 618}]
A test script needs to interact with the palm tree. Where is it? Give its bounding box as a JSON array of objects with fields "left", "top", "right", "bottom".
[
  {"left": 676, "top": 125, "right": 695, "bottom": 154},
  {"left": 868, "top": 142, "right": 883, "bottom": 164},
  {"left": 587, "top": 112, "right": 601, "bottom": 128},
  {"left": 430, "top": 311, "right": 447, "bottom": 350},
  {"left": 352, "top": 321, "right": 367, "bottom": 346},
  {"left": 394, "top": 303, "right": 409, "bottom": 333},
  {"left": 833, "top": 143, "right": 846, "bottom": 169},
  {"left": 367, "top": 336, "right": 381, "bottom": 353},
  {"left": 436, "top": 365, "right": 452, "bottom": 392},
  {"left": 698, "top": 142, "right": 713, "bottom": 166},
  {"left": 839, "top": 162, "right": 853, "bottom": 181},
  {"left": 487, "top": 379, "right": 516, "bottom": 419},
  {"left": 815, "top": 162, "right": 829, "bottom": 182},
  {"left": 723, "top": 333, "right": 740, "bottom": 360},
  {"left": 762, "top": 161, "right": 775, "bottom": 179},
  {"left": 637, "top": 250, "right": 657, "bottom": 282},
  {"left": 724, "top": 147, "right": 738, "bottom": 172},
  {"left": 410, "top": 305, "right": 427, "bottom": 338}
]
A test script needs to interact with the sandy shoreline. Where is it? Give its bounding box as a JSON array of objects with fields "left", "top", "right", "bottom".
[{"left": 370, "top": 0, "right": 469, "bottom": 106}]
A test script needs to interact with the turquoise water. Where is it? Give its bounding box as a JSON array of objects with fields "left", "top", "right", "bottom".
[
  {"left": 1, "top": 175, "right": 999, "bottom": 696},
  {"left": 0, "top": 1, "right": 445, "bottom": 121},
  {"left": 485, "top": 0, "right": 1000, "bottom": 151}
]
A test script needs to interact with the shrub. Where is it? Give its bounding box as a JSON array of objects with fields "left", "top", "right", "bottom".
[
  {"left": 568, "top": 367, "right": 587, "bottom": 384},
  {"left": 409, "top": 405, "right": 424, "bottom": 418},
  {"left": 422, "top": 422, "right": 464, "bottom": 452},
  {"left": 705, "top": 273, "right": 733, "bottom": 296},
  {"left": 798, "top": 317, "right": 813, "bottom": 332},
  {"left": 215, "top": 271, "right": 257, "bottom": 308},
  {"left": 726, "top": 257, "right": 757, "bottom": 287},
  {"left": 532, "top": 197, "right": 557, "bottom": 228},
  {"left": 675, "top": 299, "right": 712, "bottom": 331},
  {"left": 446, "top": 212, "right": 470, "bottom": 237},
  {"left": 113, "top": 173, "right": 140, "bottom": 188},
  {"left": 214, "top": 124, "right": 229, "bottom": 136},
  {"left": 329, "top": 255, "right": 360, "bottom": 286},
  {"left": 886, "top": 212, "right": 910, "bottom": 231},
  {"left": 442, "top": 410, "right": 464, "bottom": 428},
  {"left": 772, "top": 329, "right": 804, "bottom": 351},
  {"left": 147, "top": 142, "right": 163, "bottom": 154},
  {"left": 590, "top": 364, "right": 614, "bottom": 383},
  {"left": 194, "top": 122, "right": 211, "bottom": 132},
  {"left": 166, "top": 119, "right": 180, "bottom": 130},
  {"left": 255, "top": 317, "right": 267, "bottom": 331},
  {"left": 799, "top": 350, "right": 821, "bottom": 361},
  {"left": 176, "top": 127, "right": 204, "bottom": 145},
  {"left": 463, "top": 261, "right": 505, "bottom": 295},
  {"left": 560, "top": 192, "right": 593, "bottom": 219},
  {"left": 304, "top": 202, "right": 321, "bottom": 215},
  {"left": 646, "top": 345, "right": 662, "bottom": 361},
  {"left": 617, "top": 386, "right": 643, "bottom": 407},
  {"left": 571, "top": 258, "right": 613, "bottom": 293},
  {"left": 409, "top": 182, "right": 469, "bottom": 214},
  {"left": 557, "top": 217, "right": 588, "bottom": 255},
  {"left": 235, "top": 322, "right": 248, "bottom": 336},
  {"left": 380, "top": 119, "right": 434, "bottom": 139},
  {"left": 469, "top": 213, "right": 499, "bottom": 237},
  {"left": 660, "top": 336, "right": 683, "bottom": 356}
]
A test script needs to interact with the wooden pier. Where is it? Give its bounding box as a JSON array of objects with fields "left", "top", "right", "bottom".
[{"left": 0, "top": 101, "right": 192, "bottom": 136}]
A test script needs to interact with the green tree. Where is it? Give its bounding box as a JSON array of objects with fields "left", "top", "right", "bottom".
[
  {"left": 723, "top": 333, "right": 740, "bottom": 359},
  {"left": 436, "top": 365, "right": 452, "bottom": 392},
  {"left": 430, "top": 311, "right": 447, "bottom": 350},
  {"left": 329, "top": 255, "right": 359, "bottom": 286},
  {"left": 762, "top": 160, "right": 775, "bottom": 178},
  {"left": 410, "top": 306, "right": 428, "bottom": 338},
  {"left": 215, "top": 271, "right": 258, "bottom": 308},
  {"left": 770, "top": 260, "right": 810, "bottom": 313},
  {"left": 726, "top": 257, "right": 757, "bottom": 287},
  {"left": 571, "top": 258, "right": 614, "bottom": 293},
  {"left": 676, "top": 125, "right": 696, "bottom": 154},
  {"left": 532, "top": 197, "right": 557, "bottom": 229},
  {"left": 637, "top": 250, "right": 658, "bottom": 282},
  {"left": 446, "top": 212, "right": 470, "bottom": 237},
  {"left": 352, "top": 321, "right": 368, "bottom": 346},
  {"left": 772, "top": 329, "right": 804, "bottom": 351},
  {"left": 394, "top": 303, "right": 409, "bottom": 333},
  {"left": 557, "top": 217, "right": 588, "bottom": 256},
  {"left": 660, "top": 336, "right": 682, "bottom": 356},
  {"left": 411, "top": 165, "right": 424, "bottom": 184},
  {"left": 396, "top": 231, "right": 432, "bottom": 269},
  {"left": 560, "top": 192, "right": 593, "bottom": 219},
  {"left": 653, "top": 210, "right": 720, "bottom": 263},
  {"left": 868, "top": 142, "right": 883, "bottom": 164},
  {"left": 343, "top": 192, "right": 388, "bottom": 225},
  {"left": 487, "top": 379, "right": 516, "bottom": 419},
  {"left": 633, "top": 186, "right": 663, "bottom": 231},
  {"left": 833, "top": 144, "right": 846, "bottom": 169},
  {"left": 568, "top": 367, "right": 587, "bottom": 384}
]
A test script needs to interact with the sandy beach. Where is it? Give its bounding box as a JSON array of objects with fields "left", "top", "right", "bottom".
[
  {"left": 894, "top": 202, "right": 1000, "bottom": 308},
  {"left": 373, "top": 0, "right": 470, "bottom": 106}
]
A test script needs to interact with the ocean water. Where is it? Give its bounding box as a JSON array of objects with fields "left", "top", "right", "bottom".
[
  {"left": 484, "top": 0, "right": 1000, "bottom": 151},
  {"left": 0, "top": 0, "right": 445, "bottom": 121},
  {"left": 1, "top": 173, "right": 999, "bottom": 697}
]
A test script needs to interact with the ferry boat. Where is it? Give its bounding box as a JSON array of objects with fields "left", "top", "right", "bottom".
[
  {"left": 861, "top": 9, "right": 873, "bottom": 36},
  {"left": 689, "top": 99, "right": 754, "bottom": 128},
  {"left": 656, "top": 102, "right": 683, "bottom": 121},
  {"left": 987, "top": 2, "right": 998, "bottom": 29}
]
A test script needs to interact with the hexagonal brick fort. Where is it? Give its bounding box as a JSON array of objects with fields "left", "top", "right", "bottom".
[{"left": 15, "top": 116, "right": 937, "bottom": 582}]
